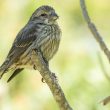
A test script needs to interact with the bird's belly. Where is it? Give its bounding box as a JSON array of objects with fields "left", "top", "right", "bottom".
[
  {"left": 40, "top": 37, "right": 60, "bottom": 61},
  {"left": 16, "top": 35, "right": 60, "bottom": 69}
]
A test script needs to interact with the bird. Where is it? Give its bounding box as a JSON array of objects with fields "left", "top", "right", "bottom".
[{"left": 0, "top": 5, "right": 61, "bottom": 82}]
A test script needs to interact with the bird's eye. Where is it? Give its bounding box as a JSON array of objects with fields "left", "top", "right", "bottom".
[{"left": 40, "top": 13, "right": 47, "bottom": 17}]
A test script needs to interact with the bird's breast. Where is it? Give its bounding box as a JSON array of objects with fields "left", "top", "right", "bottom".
[{"left": 40, "top": 24, "right": 61, "bottom": 61}]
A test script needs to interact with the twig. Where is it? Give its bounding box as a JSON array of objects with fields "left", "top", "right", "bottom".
[
  {"left": 80, "top": 0, "right": 110, "bottom": 62},
  {"left": 80, "top": 0, "right": 110, "bottom": 105},
  {"left": 30, "top": 50, "right": 73, "bottom": 110},
  {"left": 97, "top": 53, "right": 110, "bottom": 82}
]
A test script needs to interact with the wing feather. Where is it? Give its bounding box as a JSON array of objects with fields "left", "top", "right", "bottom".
[{"left": 4, "top": 24, "right": 38, "bottom": 69}]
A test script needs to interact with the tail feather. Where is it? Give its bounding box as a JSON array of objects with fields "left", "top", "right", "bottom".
[
  {"left": 0, "top": 71, "right": 5, "bottom": 79},
  {"left": 0, "top": 60, "right": 10, "bottom": 79},
  {"left": 7, "top": 68, "right": 24, "bottom": 82},
  {"left": 0, "top": 69, "right": 7, "bottom": 79},
  {"left": 0, "top": 67, "right": 8, "bottom": 79}
]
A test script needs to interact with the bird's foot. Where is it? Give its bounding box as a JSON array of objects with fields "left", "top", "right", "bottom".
[
  {"left": 33, "top": 65, "right": 37, "bottom": 70},
  {"left": 41, "top": 72, "right": 57, "bottom": 83},
  {"left": 41, "top": 78, "right": 45, "bottom": 83}
]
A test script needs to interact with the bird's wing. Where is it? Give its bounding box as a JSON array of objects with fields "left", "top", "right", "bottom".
[
  {"left": 1, "top": 24, "right": 38, "bottom": 73},
  {"left": 15, "top": 27, "right": 37, "bottom": 48},
  {"left": 7, "top": 24, "right": 38, "bottom": 61}
]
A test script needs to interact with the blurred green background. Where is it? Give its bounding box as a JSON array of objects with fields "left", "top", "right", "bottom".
[{"left": 0, "top": 0, "right": 110, "bottom": 110}]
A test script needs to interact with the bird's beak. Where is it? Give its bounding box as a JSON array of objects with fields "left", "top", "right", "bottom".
[{"left": 51, "top": 12, "right": 59, "bottom": 20}]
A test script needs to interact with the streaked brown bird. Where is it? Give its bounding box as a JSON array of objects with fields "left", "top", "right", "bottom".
[{"left": 0, "top": 5, "right": 61, "bottom": 82}]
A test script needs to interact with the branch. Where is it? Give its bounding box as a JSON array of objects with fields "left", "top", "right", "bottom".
[
  {"left": 30, "top": 50, "right": 73, "bottom": 110},
  {"left": 80, "top": 0, "right": 110, "bottom": 105},
  {"left": 80, "top": 0, "right": 110, "bottom": 62}
]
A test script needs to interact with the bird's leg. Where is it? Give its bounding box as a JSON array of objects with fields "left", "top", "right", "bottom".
[
  {"left": 42, "top": 57, "right": 49, "bottom": 67},
  {"left": 40, "top": 58, "right": 58, "bottom": 83},
  {"left": 33, "top": 49, "right": 57, "bottom": 83},
  {"left": 33, "top": 49, "right": 58, "bottom": 82},
  {"left": 33, "top": 48, "right": 49, "bottom": 83},
  {"left": 33, "top": 48, "right": 49, "bottom": 67},
  {"left": 33, "top": 64, "right": 37, "bottom": 70},
  {"left": 41, "top": 57, "right": 49, "bottom": 83}
]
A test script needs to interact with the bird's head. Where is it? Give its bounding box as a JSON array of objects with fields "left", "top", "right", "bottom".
[{"left": 30, "top": 5, "right": 59, "bottom": 25}]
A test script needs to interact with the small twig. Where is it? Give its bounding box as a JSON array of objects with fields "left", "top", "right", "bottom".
[
  {"left": 30, "top": 50, "right": 73, "bottom": 110},
  {"left": 97, "top": 52, "right": 110, "bottom": 82},
  {"left": 80, "top": 0, "right": 110, "bottom": 62}
]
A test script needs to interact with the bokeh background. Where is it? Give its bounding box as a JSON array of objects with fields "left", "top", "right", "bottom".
[{"left": 0, "top": 0, "right": 110, "bottom": 110}]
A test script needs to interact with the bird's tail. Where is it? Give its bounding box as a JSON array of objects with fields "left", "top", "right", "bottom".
[{"left": 0, "top": 60, "right": 9, "bottom": 79}]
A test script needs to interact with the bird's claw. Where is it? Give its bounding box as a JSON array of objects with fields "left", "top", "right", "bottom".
[
  {"left": 41, "top": 78, "right": 45, "bottom": 83},
  {"left": 41, "top": 73, "right": 57, "bottom": 83},
  {"left": 33, "top": 65, "right": 37, "bottom": 70}
]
